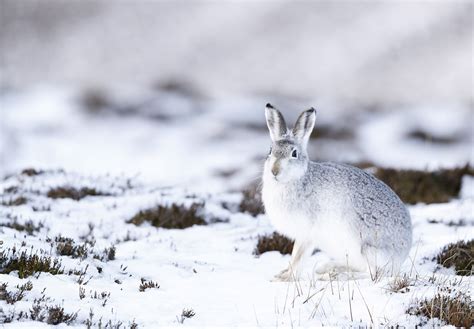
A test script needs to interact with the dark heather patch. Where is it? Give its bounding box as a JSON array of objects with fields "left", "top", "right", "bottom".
[
  {"left": 407, "top": 130, "right": 460, "bottom": 145},
  {"left": 427, "top": 218, "right": 472, "bottom": 227},
  {"left": 54, "top": 236, "right": 89, "bottom": 259},
  {"left": 155, "top": 79, "right": 203, "bottom": 99},
  {"left": 407, "top": 292, "right": 473, "bottom": 328},
  {"left": 3, "top": 186, "right": 19, "bottom": 194},
  {"left": 239, "top": 182, "right": 264, "bottom": 216},
  {"left": 0, "top": 250, "right": 63, "bottom": 278},
  {"left": 373, "top": 165, "right": 473, "bottom": 204},
  {"left": 179, "top": 308, "right": 196, "bottom": 323},
  {"left": 127, "top": 203, "right": 207, "bottom": 229},
  {"left": 93, "top": 246, "right": 116, "bottom": 262},
  {"left": 139, "top": 278, "right": 160, "bottom": 292},
  {"left": 0, "top": 281, "right": 33, "bottom": 304},
  {"left": 30, "top": 301, "right": 78, "bottom": 325},
  {"left": 255, "top": 232, "right": 294, "bottom": 256},
  {"left": 80, "top": 88, "right": 111, "bottom": 113},
  {"left": 21, "top": 168, "right": 43, "bottom": 176},
  {"left": 310, "top": 124, "right": 354, "bottom": 140},
  {"left": 1, "top": 196, "right": 28, "bottom": 206},
  {"left": 1, "top": 219, "right": 43, "bottom": 235},
  {"left": 47, "top": 186, "right": 110, "bottom": 200},
  {"left": 435, "top": 239, "right": 473, "bottom": 276}
]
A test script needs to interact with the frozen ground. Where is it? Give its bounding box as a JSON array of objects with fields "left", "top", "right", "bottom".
[
  {"left": 0, "top": 169, "right": 472, "bottom": 327},
  {"left": 0, "top": 87, "right": 473, "bottom": 327}
]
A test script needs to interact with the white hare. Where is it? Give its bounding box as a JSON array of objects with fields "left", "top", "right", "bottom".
[{"left": 262, "top": 104, "right": 412, "bottom": 281}]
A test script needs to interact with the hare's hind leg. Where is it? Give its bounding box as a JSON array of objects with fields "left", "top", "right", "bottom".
[
  {"left": 272, "top": 239, "right": 309, "bottom": 282},
  {"left": 312, "top": 261, "right": 368, "bottom": 281},
  {"left": 363, "top": 246, "right": 404, "bottom": 278}
]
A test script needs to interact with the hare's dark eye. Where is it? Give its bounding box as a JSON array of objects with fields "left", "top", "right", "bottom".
[
  {"left": 268, "top": 146, "right": 272, "bottom": 155},
  {"left": 291, "top": 149, "right": 298, "bottom": 158}
]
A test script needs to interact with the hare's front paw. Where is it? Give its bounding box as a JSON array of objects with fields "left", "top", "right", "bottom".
[{"left": 271, "top": 268, "right": 296, "bottom": 282}]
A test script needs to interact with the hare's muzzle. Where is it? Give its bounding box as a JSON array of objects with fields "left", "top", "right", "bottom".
[{"left": 271, "top": 161, "right": 281, "bottom": 177}]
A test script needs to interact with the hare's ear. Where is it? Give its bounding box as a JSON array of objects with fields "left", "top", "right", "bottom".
[
  {"left": 265, "top": 103, "right": 288, "bottom": 141},
  {"left": 292, "top": 108, "right": 316, "bottom": 147}
]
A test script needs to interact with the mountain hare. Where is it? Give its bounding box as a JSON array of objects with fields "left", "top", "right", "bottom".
[{"left": 262, "top": 104, "right": 412, "bottom": 281}]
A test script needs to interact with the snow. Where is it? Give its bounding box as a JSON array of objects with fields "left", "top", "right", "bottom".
[
  {"left": 0, "top": 169, "right": 472, "bottom": 327},
  {"left": 0, "top": 87, "right": 473, "bottom": 327},
  {"left": 1, "top": 87, "right": 472, "bottom": 186}
]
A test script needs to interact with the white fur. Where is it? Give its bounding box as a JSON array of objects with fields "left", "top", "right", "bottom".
[{"left": 262, "top": 105, "right": 412, "bottom": 281}]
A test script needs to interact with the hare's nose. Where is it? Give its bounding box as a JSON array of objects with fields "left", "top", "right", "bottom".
[{"left": 271, "top": 163, "right": 280, "bottom": 176}]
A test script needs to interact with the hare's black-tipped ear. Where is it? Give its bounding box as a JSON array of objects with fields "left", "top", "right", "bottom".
[
  {"left": 293, "top": 108, "right": 316, "bottom": 147},
  {"left": 265, "top": 103, "right": 288, "bottom": 141}
]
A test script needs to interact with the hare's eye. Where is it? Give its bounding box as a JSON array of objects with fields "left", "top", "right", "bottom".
[
  {"left": 291, "top": 149, "right": 298, "bottom": 158},
  {"left": 268, "top": 146, "right": 272, "bottom": 155}
]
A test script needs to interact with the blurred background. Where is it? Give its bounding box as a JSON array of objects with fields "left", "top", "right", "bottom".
[{"left": 1, "top": 0, "right": 472, "bottom": 192}]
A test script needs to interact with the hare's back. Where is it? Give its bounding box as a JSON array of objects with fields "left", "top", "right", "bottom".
[{"left": 310, "top": 162, "right": 410, "bottom": 228}]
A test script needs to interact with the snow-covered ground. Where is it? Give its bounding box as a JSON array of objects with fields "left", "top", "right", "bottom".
[
  {"left": 1, "top": 87, "right": 472, "bottom": 188},
  {"left": 0, "top": 169, "right": 472, "bottom": 327},
  {"left": 0, "top": 87, "right": 473, "bottom": 327}
]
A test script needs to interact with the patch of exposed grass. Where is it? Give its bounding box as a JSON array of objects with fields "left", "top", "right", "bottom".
[
  {"left": 139, "top": 278, "right": 160, "bottom": 292},
  {"left": 127, "top": 203, "right": 206, "bottom": 229},
  {"left": 0, "top": 290, "right": 78, "bottom": 325},
  {"left": 30, "top": 300, "right": 78, "bottom": 325},
  {"left": 427, "top": 218, "right": 473, "bottom": 227},
  {"left": 0, "top": 249, "right": 64, "bottom": 278},
  {"left": 47, "top": 186, "right": 110, "bottom": 201},
  {"left": 407, "top": 292, "right": 473, "bottom": 328},
  {"left": 93, "top": 246, "right": 116, "bottom": 262},
  {"left": 53, "top": 235, "right": 115, "bottom": 262},
  {"left": 373, "top": 165, "right": 473, "bottom": 204},
  {"left": 436, "top": 239, "right": 473, "bottom": 276},
  {"left": 254, "top": 232, "right": 294, "bottom": 256},
  {"left": 21, "top": 168, "right": 43, "bottom": 176},
  {"left": 54, "top": 236, "right": 89, "bottom": 259},
  {"left": 387, "top": 274, "right": 413, "bottom": 293},
  {"left": 0, "top": 281, "right": 33, "bottom": 304},
  {"left": 84, "top": 308, "right": 138, "bottom": 328},
  {"left": 1, "top": 196, "right": 28, "bottom": 206},
  {"left": 239, "top": 182, "right": 264, "bottom": 216},
  {"left": 1, "top": 219, "right": 43, "bottom": 235},
  {"left": 3, "top": 186, "right": 19, "bottom": 194}
]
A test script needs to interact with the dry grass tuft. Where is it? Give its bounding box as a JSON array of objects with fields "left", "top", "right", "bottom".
[
  {"left": 407, "top": 292, "right": 473, "bottom": 328},
  {"left": 178, "top": 308, "right": 195, "bottom": 323},
  {"left": 436, "top": 239, "right": 473, "bottom": 276},
  {"left": 387, "top": 274, "right": 413, "bottom": 293},
  {"left": 139, "top": 278, "right": 160, "bottom": 292},
  {"left": 127, "top": 203, "right": 206, "bottom": 229},
  {"left": 254, "top": 232, "right": 294, "bottom": 256}
]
